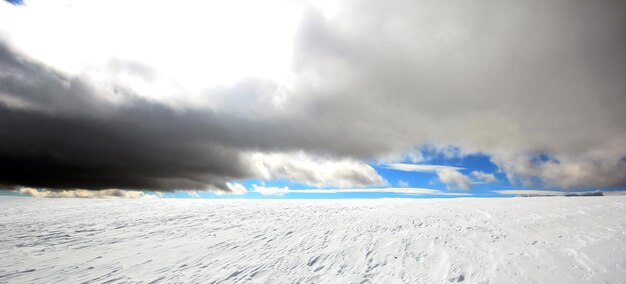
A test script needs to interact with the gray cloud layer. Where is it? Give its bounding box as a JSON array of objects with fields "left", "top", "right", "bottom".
[
  {"left": 1, "top": 0, "right": 625, "bottom": 191},
  {"left": 0, "top": 43, "right": 251, "bottom": 191},
  {"left": 288, "top": 0, "right": 626, "bottom": 188},
  {"left": 0, "top": 42, "right": 383, "bottom": 191}
]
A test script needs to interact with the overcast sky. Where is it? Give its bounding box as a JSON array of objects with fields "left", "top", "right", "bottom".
[{"left": 1, "top": 0, "right": 625, "bottom": 198}]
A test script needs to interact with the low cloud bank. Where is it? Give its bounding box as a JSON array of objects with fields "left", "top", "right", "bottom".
[
  {"left": 252, "top": 185, "right": 471, "bottom": 196},
  {"left": 19, "top": 187, "right": 147, "bottom": 198}
]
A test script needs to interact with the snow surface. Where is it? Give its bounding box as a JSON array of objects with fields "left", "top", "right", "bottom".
[{"left": 1, "top": 196, "right": 625, "bottom": 283}]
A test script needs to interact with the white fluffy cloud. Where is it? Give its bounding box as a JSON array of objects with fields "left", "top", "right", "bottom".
[
  {"left": 252, "top": 185, "right": 290, "bottom": 196},
  {"left": 0, "top": 0, "right": 301, "bottom": 97},
  {"left": 436, "top": 169, "right": 472, "bottom": 190},
  {"left": 247, "top": 152, "right": 385, "bottom": 188},
  {"left": 224, "top": 182, "right": 247, "bottom": 195}
]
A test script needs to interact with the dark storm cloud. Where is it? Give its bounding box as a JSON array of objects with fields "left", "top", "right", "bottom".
[
  {"left": 0, "top": 42, "right": 384, "bottom": 191},
  {"left": 0, "top": 43, "right": 253, "bottom": 191}
]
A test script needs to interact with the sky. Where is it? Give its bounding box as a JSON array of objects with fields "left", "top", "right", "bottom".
[{"left": 0, "top": 0, "right": 625, "bottom": 199}]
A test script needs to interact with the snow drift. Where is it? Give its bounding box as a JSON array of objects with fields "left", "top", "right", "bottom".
[{"left": 1, "top": 196, "right": 625, "bottom": 283}]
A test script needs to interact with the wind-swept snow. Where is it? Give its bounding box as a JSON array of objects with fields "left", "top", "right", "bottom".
[{"left": 1, "top": 196, "right": 625, "bottom": 283}]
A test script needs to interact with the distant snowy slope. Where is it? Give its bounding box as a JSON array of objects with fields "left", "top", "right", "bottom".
[{"left": 1, "top": 197, "right": 625, "bottom": 283}]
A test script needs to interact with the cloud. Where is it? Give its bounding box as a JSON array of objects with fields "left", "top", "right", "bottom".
[
  {"left": 252, "top": 185, "right": 290, "bottom": 196},
  {"left": 471, "top": 171, "right": 497, "bottom": 183},
  {"left": 288, "top": 0, "right": 626, "bottom": 188},
  {"left": 0, "top": 41, "right": 257, "bottom": 192},
  {"left": 19, "top": 187, "right": 146, "bottom": 198},
  {"left": 0, "top": 42, "right": 384, "bottom": 193},
  {"left": 387, "top": 163, "right": 471, "bottom": 190},
  {"left": 436, "top": 169, "right": 472, "bottom": 190},
  {"left": 224, "top": 182, "right": 247, "bottom": 195},
  {"left": 251, "top": 186, "right": 471, "bottom": 196},
  {"left": 493, "top": 190, "right": 563, "bottom": 196},
  {"left": 499, "top": 153, "right": 626, "bottom": 189},
  {"left": 248, "top": 152, "right": 385, "bottom": 188},
  {"left": 0, "top": 0, "right": 625, "bottom": 192},
  {"left": 385, "top": 163, "right": 463, "bottom": 173}
]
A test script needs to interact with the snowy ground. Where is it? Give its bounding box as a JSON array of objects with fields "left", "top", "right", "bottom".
[{"left": 1, "top": 196, "right": 625, "bottom": 283}]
